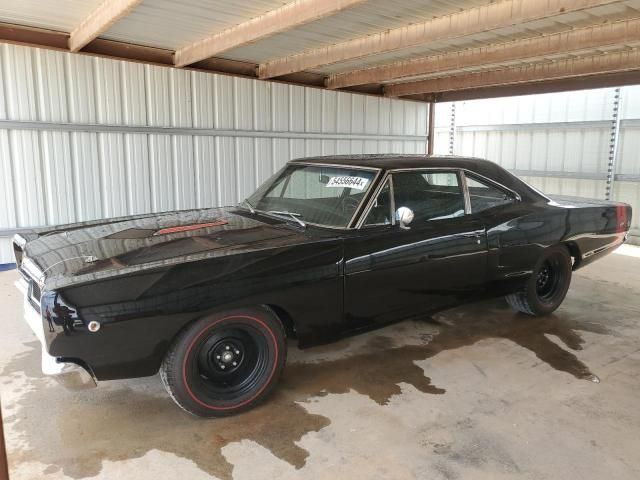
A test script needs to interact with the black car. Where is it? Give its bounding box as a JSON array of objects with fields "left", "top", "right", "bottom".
[{"left": 13, "top": 155, "right": 632, "bottom": 417}]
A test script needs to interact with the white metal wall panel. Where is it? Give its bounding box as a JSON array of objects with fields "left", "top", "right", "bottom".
[
  {"left": 620, "top": 85, "right": 640, "bottom": 119},
  {"left": 0, "top": 43, "right": 429, "bottom": 263},
  {"left": 436, "top": 89, "right": 620, "bottom": 178},
  {"left": 98, "top": 132, "right": 128, "bottom": 218},
  {"left": 0, "top": 0, "right": 103, "bottom": 32},
  {"left": 618, "top": 85, "right": 640, "bottom": 176},
  {"left": 618, "top": 127, "right": 640, "bottom": 175},
  {"left": 454, "top": 89, "right": 617, "bottom": 126},
  {"left": 455, "top": 128, "right": 609, "bottom": 174},
  {"left": 0, "top": 131, "right": 16, "bottom": 228},
  {"left": 519, "top": 176, "right": 606, "bottom": 200},
  {"left": 617, "top": 85, "right": 640, "bottom": 237},
  {"left": 614, "top": 182, "right": 640, "bottom": 236},
  {"left": 10, "top": 130, "right": 46, "bottom": 226}
]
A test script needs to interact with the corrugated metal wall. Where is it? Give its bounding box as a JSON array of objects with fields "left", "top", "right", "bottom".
[
  {"left": 0, "top": 43, "right": 428, "bottom": 263},
  {"left": 434, "top": 86, "right": 640, "bottom": 244}
]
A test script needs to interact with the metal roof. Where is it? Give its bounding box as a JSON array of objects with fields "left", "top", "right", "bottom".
[
  {"left": 0, "top": 0, "right": 639, "bottom": 102},
  {"left": 218, "top": 0, "right": 493, "bottom": 64},
  {"left": 0, "top": 0, "right": 103, "bottom": 31},
  {"left": 103, "top": 0, "right": 291, "bottom": 50}
]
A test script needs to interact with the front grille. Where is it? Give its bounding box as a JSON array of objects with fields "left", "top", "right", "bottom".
[
  {"left": 28, "top": 280, "right": 42, "bottom": 313},
  {"left": 31, "top": 281, "right": 41, "bottom": 302},
  {"left": 20, "top": 257, "right": 45, "bottom": 313}
]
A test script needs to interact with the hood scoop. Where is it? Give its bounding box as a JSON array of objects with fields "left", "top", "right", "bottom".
[
  {"left": 106, "top": 220, "right": 229, "bottom": 239},
  {"left": 154, "top": 220, "right": 228, "bottom": 235}
]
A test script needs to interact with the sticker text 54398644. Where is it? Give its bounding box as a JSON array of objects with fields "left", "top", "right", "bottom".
[{"left": 325, "top": 176, "right": 369, "bottom": 190}]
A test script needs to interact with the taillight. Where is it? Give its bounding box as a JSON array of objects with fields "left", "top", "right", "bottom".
[{"left": 616, "top": 205, "right": 628, "bottom": 233}]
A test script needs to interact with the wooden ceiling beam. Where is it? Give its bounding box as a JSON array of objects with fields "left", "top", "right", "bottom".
[
  {"left": 0, "top": 22, "right": 69, "bottom": 50},
  {"left": 385, "top": 49, "right": 640, "bottom": 97},
  {"left": 0, "top": 23, "right": 343, "bottom": 96},
  {"left": 328, "top": 18, "right": 640, "bottom": 89},
  {"left": 174, "top": 0, "right": 367, "bottom": 68},
  {"left": 400, "top": 70, "right": 640, "bottom": 102},
  {"left": 258, "top": 0, "right": 627, "bottom": 79},
  {"left": 69, "top": 0, "right": 143, "bottom": 52}
]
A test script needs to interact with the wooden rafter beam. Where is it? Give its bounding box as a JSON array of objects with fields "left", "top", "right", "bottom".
[
  {"left": 174, "top": 0, "right": 367, "bottom": 68},
  {"left": 69, "top": 0, "right": 143, "bottom": 52},
  {"left": 0, "top": 22, "right": 69, "bottom": 50},
  {"left": 329, "top": 18, "right": 640, "bottom": 89},
  {"left": 385, "top": 49, "right": 640, "bottom": 98},
  {"left": 403, "top": 70, "right": 640, "bottom": 102},
  {"left": 258, "top": 0, "right": 627, "bottom": 79},
  {"left": 0, "top": 22, "right": 338, "bottom": 95}
]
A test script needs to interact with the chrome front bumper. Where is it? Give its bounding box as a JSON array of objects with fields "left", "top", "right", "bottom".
[{"left": 15, "top": 279, "right": 97, "bottom": 390}]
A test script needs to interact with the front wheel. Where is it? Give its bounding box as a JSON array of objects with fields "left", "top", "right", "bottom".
[
  {"left": 160, "top": 307, "right": 287, "bottom": 417},
  {"left": 506, "top": 246, "right": 572, "bottom": 316}
]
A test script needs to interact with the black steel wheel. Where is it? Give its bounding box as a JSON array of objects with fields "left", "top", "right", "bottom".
[
  {"left": 160, "top": 307, "right": 287, "bottom": 417},
  {"left": 506, "top": 245, "right": 572, "bottom": 316}
]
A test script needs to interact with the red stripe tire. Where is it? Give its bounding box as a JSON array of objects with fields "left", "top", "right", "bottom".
[{"left": 160, "top": 307, "right": 287, "bottom": 417}]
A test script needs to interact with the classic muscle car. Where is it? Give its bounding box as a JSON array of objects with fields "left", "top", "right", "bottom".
[{"left": 13, "top": 155, "right": 631, "bottom": 417}]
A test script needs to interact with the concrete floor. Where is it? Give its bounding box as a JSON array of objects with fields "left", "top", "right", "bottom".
[{"left": 1, "top": 247, "right": 640, "bottom": 480}]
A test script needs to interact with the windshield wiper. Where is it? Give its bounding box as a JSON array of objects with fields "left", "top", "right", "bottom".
[
  {"left": 267, "top": 210, "right": 306, "bottom": 228},
  {"left": 240, "top": 199, "right": 255, "bottom": 214}
]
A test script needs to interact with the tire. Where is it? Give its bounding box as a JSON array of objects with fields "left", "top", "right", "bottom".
[
  {"left": 506, "top": 245, "right": 572, "bottom": 316},
  {"left": 160, "top": 307, "right": 287, "bottom": 417}
]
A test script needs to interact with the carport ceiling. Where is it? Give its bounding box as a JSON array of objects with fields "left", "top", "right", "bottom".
[{"left": 1, "top": 0, "right": 640, "bottom": 101}]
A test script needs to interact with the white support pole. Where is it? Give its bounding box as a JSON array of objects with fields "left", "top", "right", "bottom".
[
  {"left": 606, "top": 87, "right": 622, "bottom": 200},
  {"left": 448, "top": 103, "right": 457, "bottom": 156}
]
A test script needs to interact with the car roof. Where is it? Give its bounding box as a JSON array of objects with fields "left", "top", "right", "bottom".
[{"left": 289, "top": 154, "right": 493, "bottom": 171}]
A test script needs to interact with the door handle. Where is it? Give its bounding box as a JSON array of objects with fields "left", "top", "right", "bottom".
[
  {"left": 460, "top": 230, "right": 484, "bottom": 238},
  {"left": 459, "top": 230, "right": 485, "bottom": 245}
]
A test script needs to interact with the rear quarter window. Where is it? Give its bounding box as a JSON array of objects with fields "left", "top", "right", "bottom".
[{"left": 466, "top": 175, "right": 515, "bottom": 213}]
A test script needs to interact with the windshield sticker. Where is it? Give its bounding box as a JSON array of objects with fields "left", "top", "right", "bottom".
[{"left": 325, "top": 176, "right": 369, "bottom": 190}]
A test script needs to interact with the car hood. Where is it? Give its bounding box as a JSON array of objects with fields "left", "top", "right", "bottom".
[{"left": 22, "top": 207, "right": 312, "bottom": 289}]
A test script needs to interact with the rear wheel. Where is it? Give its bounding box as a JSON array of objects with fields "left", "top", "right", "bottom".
[
  {"left": 506, "top": 246, "right": 572, "bottom": 316},
  {"left": 160, "top": 307, "right": 286, "bottom": 417}
]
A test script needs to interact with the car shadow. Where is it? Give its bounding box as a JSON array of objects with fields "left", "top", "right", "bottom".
[{"left": 0, "top": 292, "right": 616, "bottom": 480}]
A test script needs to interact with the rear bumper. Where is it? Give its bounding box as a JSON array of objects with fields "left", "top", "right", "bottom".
[{"left": 16, "top": 279, "right": 97, "bottom": 390}]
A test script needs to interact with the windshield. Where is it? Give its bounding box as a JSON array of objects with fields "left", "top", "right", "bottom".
[{"left": 246, "top": 164, "right": 378, "bottom": 228}]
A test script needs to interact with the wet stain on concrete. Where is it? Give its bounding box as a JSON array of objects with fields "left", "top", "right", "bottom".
[{"left": 1, "top": 297, "right": 614, "bottom": 479}]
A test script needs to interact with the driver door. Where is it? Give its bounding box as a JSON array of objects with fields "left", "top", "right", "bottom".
[{"left": 343, "top": 170, "right": 488, "bottom": 331}]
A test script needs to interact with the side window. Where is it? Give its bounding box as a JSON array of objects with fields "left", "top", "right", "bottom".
[
  {"left": 392, "top": 171, "right": 465, "bottom": 222},
  {"left": 466, "top": 175, "right": 514, "bottom": 213},
  {"left": 363, "top": 179, "right": 392, "bottom": 226}
]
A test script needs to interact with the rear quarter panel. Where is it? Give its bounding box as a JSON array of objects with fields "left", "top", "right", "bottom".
[{"left": 478, "top": 198, "right": 630, "bottom": 292}]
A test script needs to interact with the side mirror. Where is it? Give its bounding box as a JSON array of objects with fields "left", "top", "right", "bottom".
[{"left": 396, "top": 206, "right": 414, "bottom": 230}]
